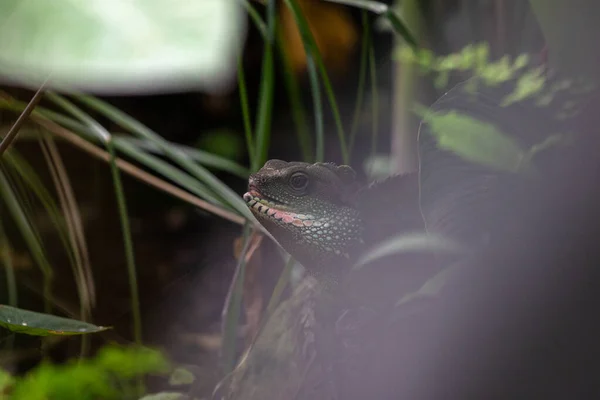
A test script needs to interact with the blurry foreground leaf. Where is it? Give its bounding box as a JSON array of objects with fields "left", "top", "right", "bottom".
[
  {"left": 0, "top": 305, "right": 108, "bottom": 336},
  {"left": 353, "top": 233, "right": 465, "bottom": 269},
  {"left": 395, "top": 263, "right": 463, "bottom": 307},
  {"left": 0, "top": 0, "right": 246, "bottom": 94}
]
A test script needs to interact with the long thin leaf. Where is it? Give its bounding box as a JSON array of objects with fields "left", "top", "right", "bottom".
[
  {"left": 284, "top": 0, "right": 349, "bottom": 163},
  {"left": 114, "top": 137, "right": 250, "bottom": 180},
  {"left": 368, "top": 31, "right": 379, "bottom": 158},
  {"left": 276, "top": 26, "right": 313, "bottom": 162},
  {"left": 0, "top": 82, "right": 46, "bottom": 155},
  {"left": 349, "top": 11, "right": 372, "bottom": 155},
  {"left": 306, "top": 54, "right": 325, "bottom": 162},
  {"left": 0, "top": 97, "right": 250, "bottom": 179},
  {"left": 241, "top": 0, "right": 267, "bottom": 40},
  {"left": 72, "top": 95, "right": 255, "bottom": 221},
  {"left": 0, "top": 224, "right": 17, "bottom": 350},
  {"left": 237, "top": 50, "right": 255, "bottom": 163},
  {"left": 252, "top": 0, "right": 276, "bottom": 171},
  {"left": 46, "top": 93, "right": 142, "bottom": 346},
  {"left": 0, "top": 169, "right": 53, "bottom": 312},
  {"left": 0, "top": 305, "right": 108, "bottom": 336},
  {"left": 221, "top": 224, "right": 252, "bottom": 374},
  {"left": 321, "top": 0, "right": 418, "bottom": 48}
]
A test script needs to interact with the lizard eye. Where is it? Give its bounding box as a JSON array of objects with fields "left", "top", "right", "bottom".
[{"left": 289, "top": 172, "right": 309, "bottom": 191}]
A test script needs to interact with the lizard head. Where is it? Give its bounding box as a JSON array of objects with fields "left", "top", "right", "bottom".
[{"left": 243, "top": 159, "right": 364, "bottom": 279}]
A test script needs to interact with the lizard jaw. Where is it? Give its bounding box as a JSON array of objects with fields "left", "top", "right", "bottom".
[{"left": 243, "top": 192, "right": 318, "bottom": 227}]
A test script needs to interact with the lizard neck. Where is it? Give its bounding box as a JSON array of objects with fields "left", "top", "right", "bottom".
[{"left": 260, "top": 204, "right": 364, "bottom": 284}]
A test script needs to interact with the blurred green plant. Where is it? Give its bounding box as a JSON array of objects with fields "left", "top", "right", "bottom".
[
  {"left": 2, "top": 345, "right": 170, "bottom": 400},
  {"left": 0, "top": 0, "right": 246, "bottom": 95}
]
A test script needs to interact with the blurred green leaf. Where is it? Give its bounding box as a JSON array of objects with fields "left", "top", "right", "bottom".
[
  {"left": 0, "top": 305, "right": 108, "bottom": 336},
  {"left": 353, "top": 232, "right": 464, "bottom": 269},
  {"left": 10, "top": 344, "right": 169, "bottom": 400},
  {"left": 0, "top": 0, "right": 246, "bottom": 94},
  {"left": 96, "top": 345, "right": 169, "bottom": 378},
  {"left": 0, "top": 368, "right": 13, "bottom": 392},
  {"left": 168, "top": 367, "right": 196, "bottom": 386},
  {"left": 417, "top": 108, "right": 527, "bottom": 173}
]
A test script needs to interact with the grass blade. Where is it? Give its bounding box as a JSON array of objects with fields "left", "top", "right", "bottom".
[
  {"left": 221, "top": 224, "right": 252, "bottom": 374},
  {"left": 276, "top": 26, "right": 313, "bottom": 162},
  {"left": 114, "top": 137, "right": 250, "bottom": 179},
  {"left": 0, "top": 82, "right": 46, "bottom": 155},
  {"left": 284, "top": 0, "right": 349, "bottom": 164},
  {"left": 306, "top": 54, "right": 325, "bottom": 162},
  {"left": 0, "top": 169, "right": 53, "bottom": 313},
  {"left": 32, "top": 116, "right": 246, "bottom": 226},
  {"left": 349, "top": 11, "right": 371, "bottom": 155},
  {"left": 237, "top": 50, "right": 255, "bottom": 163},
  {"left": 241, "top": 0, "right": 267, "bottom": 40},
  {"left": 45, "top": 93, "right": 142, "bottom": 346},
  {"left": 0, "top": 95, "right": 251, "bottom": 179},
  {"left": 321, "top": 0, "right": 418, "bottom": 48},
  {"left": 252, "top": 0, "right": 276, "bottom": 171},
  {"left": 72, "top": 95, "right": 254, "bottom": 221},
  {"left": 0, "top": 224, "right": 18, "bottom": 350},
  {"left": 369, "top": 31, "right": 379, "bottom": 158}
]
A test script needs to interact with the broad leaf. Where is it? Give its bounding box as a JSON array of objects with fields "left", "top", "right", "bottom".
[
  {"left": 0, "top": 305, "right": 109, "bottom": 336},
  {"left": 418, "top": 109, "right": 528, "bottom": 173},
  {"left": 0, "top": 0, "right": 246, "bottom": 94}
]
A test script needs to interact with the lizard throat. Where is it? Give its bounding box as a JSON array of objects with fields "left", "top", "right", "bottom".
[{"left": 243, "top": 192, "right": 318, "bottom": 227}]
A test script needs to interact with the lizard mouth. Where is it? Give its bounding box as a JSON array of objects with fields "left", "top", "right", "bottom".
[{"left": 243, "top": 189, "right": 317, "bottom": 226}]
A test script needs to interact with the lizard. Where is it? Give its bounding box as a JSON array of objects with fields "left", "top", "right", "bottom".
[{"left": 213, "top": 160, "right": 435, "bottom": 400}]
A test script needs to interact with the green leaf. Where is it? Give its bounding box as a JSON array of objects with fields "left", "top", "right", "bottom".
[
  {"left": 353, "top": 233, "right": 465, "bottom": 269},
  {"left": 0, "top": 305, "right": 109, "bottom": 336},
  {"left": 0, "top": 369, "right": 14, "bottom": 392},
  {"left": 96, "top": 345, "right": 169, "bottom": 378},
  {"left": 0, "top": 0, "right": 246, "bottom": 94},
  {"left": 168, "top": 367, "right": 196, "bottom": 386},
  {"left": 418, "top": 108, "right": 528, "bottom": 173}
]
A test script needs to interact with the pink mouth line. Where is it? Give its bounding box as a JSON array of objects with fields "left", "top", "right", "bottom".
[{"left": 243, "top": 193, "right": 320, "bottom": 227}]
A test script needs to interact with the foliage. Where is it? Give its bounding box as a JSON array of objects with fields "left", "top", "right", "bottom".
[
  {"left": 0, "top": 305, "right": 108, "bottom": 336},
  {"left": 2, "top": 345, "right": 170, "bottom": 400},
  {"left": 0, "top": 0, "right": 246, "bottom": 94},
  {"left": 0, "top": 0, "right": 591, "bottom": 399}
]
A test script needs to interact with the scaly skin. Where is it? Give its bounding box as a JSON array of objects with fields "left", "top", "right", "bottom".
[{"left": 243, "top": 159, "right": 365, "bottom": 285}]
